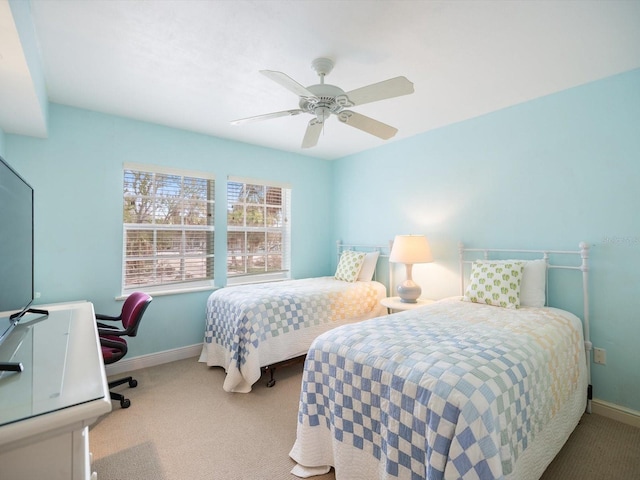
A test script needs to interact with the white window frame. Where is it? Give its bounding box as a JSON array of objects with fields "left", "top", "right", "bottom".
[
  {"left": 122, "top": 163, "right": 215, "bottom": 296},
  {"left": 226, "top": 176, "right": 291, "bottom": 286}
]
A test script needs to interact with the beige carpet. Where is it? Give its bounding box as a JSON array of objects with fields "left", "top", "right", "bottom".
[{"left": 90, "top": 357, "right": 640, "bottom": 480}]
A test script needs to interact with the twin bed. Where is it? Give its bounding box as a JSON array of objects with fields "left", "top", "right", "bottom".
[
  {"left": 199, "top": 240, "right": 592, "bottom": 479},
  {"left": 199, "top": 242, "right": 388, "bottom": 392},
  {"left": 289, "top": 243, "right": 592, "bottom": 480}
]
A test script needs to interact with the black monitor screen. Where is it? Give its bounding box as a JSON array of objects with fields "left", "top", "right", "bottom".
[{"left": 0, "top": 155, "right": 34, "bottom": 319}]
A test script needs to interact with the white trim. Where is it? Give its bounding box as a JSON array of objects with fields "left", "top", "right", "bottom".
[
  {"left": 228, "top": 175, "right": 291, "bottom": 189},
  {"left": 592, "top": 398, "right": 640, "bottom": 428},
  {"left": 104, "top": 343, "right": 202, "bottom": 376},
  {"left": 124, "top": 162, "right": 215, "bottom": 180},
  {"left": 119, "top": 283, "right": 216, "bottom": 300},
  {"left": 227, "top": 271, "right": 290, "bottom": 286}
]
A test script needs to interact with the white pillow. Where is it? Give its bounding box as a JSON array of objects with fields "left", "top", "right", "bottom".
[
  {"left": 334, "top": 250, "right": 366, "bottom": 282},
  {"left": 357, "top": 251, "right": 380, "bottom": 282},
  {"left": 463, "top": 261, "right": 525, "bottom": 309},
  {"left": 518, "top": 259, "right": 547, "bottom": 307}
]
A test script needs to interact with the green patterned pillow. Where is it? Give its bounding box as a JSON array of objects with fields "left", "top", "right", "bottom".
[
  {"left": 334, "top": 250, "right": 367, "bottom": 282},
  {"left": 463, "top": 261, "right": 525, "bottom": 309}
]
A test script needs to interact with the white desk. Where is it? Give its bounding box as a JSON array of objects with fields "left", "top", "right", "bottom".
[{"left": 0, "top": 301, "right": 112, "bottom": 480}]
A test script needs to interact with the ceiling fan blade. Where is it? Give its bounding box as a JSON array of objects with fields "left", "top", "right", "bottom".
[
  {"left": 345, "top": 76, "right": 414, "bottom": 106},
  {"left": 231, "top": 109, "right": 303, "bottom": 125},
  {"left": 301, "top": 119, "right": 323, "bottom": 149},
  {"left": 260, "top": 70, "right": 317, "bottom": 99},
  {"left": 338, "top": 111, "right": 398, "bottom": 140}
]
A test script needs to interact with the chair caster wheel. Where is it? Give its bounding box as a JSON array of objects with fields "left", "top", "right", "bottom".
[
  {"left": 120, "top": 398, "right": 131, "bottom": 409},
  {"left": 267, "top": 379, "right": 276, "bottom": 388},
  {"left": 129, "top": 379, "right": 138, "bottom": 388}
]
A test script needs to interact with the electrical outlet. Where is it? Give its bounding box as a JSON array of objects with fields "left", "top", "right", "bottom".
[
  {"left": 34, "top": 292, "right": 41, "bottom": 299},
  {"left": 594, "top": 347, "right": 607, "bottom": 365}
]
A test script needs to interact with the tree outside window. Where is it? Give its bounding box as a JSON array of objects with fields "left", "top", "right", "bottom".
[
  {"left": 123, "top": 166, "right": 214, "bottom": 293},
  {"left": 227, "top": 179, "right": 290, "bottom": 282}
]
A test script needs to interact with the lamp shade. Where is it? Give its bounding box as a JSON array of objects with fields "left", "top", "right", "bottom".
[{"left": 389, "top": 235, "right": 433, "bottom": 264}]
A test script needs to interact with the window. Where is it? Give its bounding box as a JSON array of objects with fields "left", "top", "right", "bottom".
[
  {"left": 227, "top": 177, "right": 291, "bottom": 284},
  {"left": 122, "top": 164, "right": 214, "bottom": 294}
]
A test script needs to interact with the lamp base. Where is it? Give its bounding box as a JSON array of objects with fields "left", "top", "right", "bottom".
[{"left": 397, "top": 281, "right": 421, "bottom": 303}]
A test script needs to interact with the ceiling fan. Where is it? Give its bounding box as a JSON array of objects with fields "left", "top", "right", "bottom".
[{"left": 231, "top": 57, "right": 414, "bottom": 148}]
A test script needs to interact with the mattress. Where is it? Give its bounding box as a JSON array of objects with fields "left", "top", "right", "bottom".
[
  {"left": 290, "top": 298, "right": 588, "bottom": 479},
  {"left": 199, "top": 276, "right": 387, "bottom": 392}
]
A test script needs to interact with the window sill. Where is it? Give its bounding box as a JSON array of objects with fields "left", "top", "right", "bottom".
[
  {"left": 226, "top": 278, "right": 290, "bottom": 287},
  {"left": 226, "top": 273, "right": 290, "bottom": 287},
  {"left": 117, "top": 284, "right": 218, "bottom": 300}
]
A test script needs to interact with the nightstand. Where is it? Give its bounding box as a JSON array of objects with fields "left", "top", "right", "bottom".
[{"left": 381, "top": 296, "right": 435, "bottom": 313}]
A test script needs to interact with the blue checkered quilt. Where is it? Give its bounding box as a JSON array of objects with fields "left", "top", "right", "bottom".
[
  {"left": 290, "top": 299, "right": 584, "bottom": 479},
  {"left": 200, "top": 277, "right": 386, "bottom": 392}
]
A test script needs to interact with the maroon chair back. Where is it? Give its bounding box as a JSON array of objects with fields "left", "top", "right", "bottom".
[{"left": 120, "top": 292, "right": 152, "bottom": 337}]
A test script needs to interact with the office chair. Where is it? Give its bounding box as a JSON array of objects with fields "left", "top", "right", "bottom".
[{"left": 97, "top": 291, "right": 152, "bottom": 409}]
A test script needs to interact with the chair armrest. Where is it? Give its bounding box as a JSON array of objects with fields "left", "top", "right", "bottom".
[
  {"left": 95, "top": 314, "right": 121, "bottom": 321},
  {"left": 98, "top": 327, "right": 126, "bottom": 337},
  {"left": 97, "top": 322, "right": 118, "bottom": 330}
]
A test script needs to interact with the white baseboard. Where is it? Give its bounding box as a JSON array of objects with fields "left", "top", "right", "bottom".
[
  {"left": 105, "top": 343, "right": 203, "bottom": 377},
  {"left": 592, "top": 398, "right": 640, "bottom": 429}
]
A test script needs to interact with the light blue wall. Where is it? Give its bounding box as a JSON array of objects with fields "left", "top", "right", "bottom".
[
  {"left": 6, "top": 104, "right": 333, "bottom": 358},
  {"left": 0, "top": 128, "right": 5, "bottom": 156},
  {"left": 332, "top": 68, "right": 640, "bottom": 413},
  {"left": 5, "top": 69, "right": 639, "bottom": 413}
]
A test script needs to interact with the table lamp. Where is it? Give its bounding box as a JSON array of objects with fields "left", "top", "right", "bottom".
[{"left": 389, "top": 234, "right": 433, "bottom": 303}]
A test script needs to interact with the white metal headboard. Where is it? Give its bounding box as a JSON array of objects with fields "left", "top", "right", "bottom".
[
  {"left": 459, "top": 241, "right": 592, "bottom": 412},
  {"left": 336, "top": 240, "right": 391, "bottom": 290},
  {"left": 337, "top": 240, "right": 390, "bottom": 256}
]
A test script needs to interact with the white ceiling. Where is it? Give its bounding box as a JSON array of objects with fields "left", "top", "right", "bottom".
[{"left": 2, "top": 0, "right": 640, "bottom": 160}]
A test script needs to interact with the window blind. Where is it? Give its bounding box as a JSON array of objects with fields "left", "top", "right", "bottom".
[
  {"left": 227, "top": 176, "right": 291, "bottom": 283},
  {"left": 122, "top": 166, "right": 215, "bottom": 293}
]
